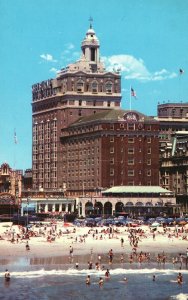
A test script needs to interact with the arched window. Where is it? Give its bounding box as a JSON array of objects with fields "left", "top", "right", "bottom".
[
  {"left": 76, "top": 80, "right": 84, "bottom": 92},
  {"left": 145, "top": 202, "right": 153, "bottom": 206},
  {"left": 135, "top": 202, "right": 143, "bottom": 206},
  {"left": 126, "top": 202, "right": 134, "bottom": 206},
  {"left": 91, "top": 81, "right": 98, "bottom": 93},
  {"left": 105, "top": 81, "right": 112, "bottom": 93}
]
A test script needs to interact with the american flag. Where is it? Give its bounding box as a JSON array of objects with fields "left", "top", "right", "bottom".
[{"left": 131, "top": 87, "right": 136, "bottom": 98}]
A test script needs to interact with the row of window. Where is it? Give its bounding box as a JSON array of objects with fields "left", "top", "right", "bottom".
[
  {"left": 109, "top": 137, "right": 152, "bottom": 143},
  {"left": 33, "top": 121, "right": 57, "bottom": 131},
  {"left": 76, "top": 80, "right": 116, "bottom": 94},
  {"left": 110, "top": 147, "right": 152, "bottom": 154},
  {"left": 66, "top": 180, "right": 98, "bottom": 189}
]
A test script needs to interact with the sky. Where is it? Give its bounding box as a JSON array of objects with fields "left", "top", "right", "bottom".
[{"left": 0, "top": 0, "right": 188, "bottom": 170}]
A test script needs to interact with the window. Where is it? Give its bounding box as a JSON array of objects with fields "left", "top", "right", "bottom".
[
  {"left": 172, "top": 109, "right": 176, "bottom": 117},
  {"left": 110, "top": 147, "right": 114, "bottom": 153},
  {"left": 128, "top": 170, "right": 134, "bottom": 176},
  {"left": 91, "top": 81, "right": 98, "bottom": 93},
  {"left": 110, "top": 136, "right": 114, "bottom": 142},
  {"left": 105, "top": 81, "right": 112, "bottom": 93},
  {"left": 128, "top": 181, "right": 134, "bottom": 186},
  {"left": 128, "top": 159, "right": 134, "bottom": 165},
  {"left": 110, "top": 158, "right": 114, "bottom": 165},
  {"left": 147, "top": 125, "right": 151, "bottom": 131},
  {"left": 110, "top": 124, "right": 114, "bottom": 130},
  {"left": 128, "top": 123, "right": 135, "bottom": 130},
  {"left": 147, "top": 170, "right": 151, "bottom": 176},
  {"left": 147, "top": 137, "right": 151, "bottom": 143},
  {"left": 91, "top": 48, "right": 95, "bottom": 61},
  {"left": 110, "top": 180, "right": 114, "bottom": 186},
  {"left": 128, "top": 148, "right": 134, "bottom": 154},
  {"left": 110, "top": 168, "right": 114, "bottom": 176},
  {"left": 147, "top": 148, "right": 151, "bottom": 154},
  {"left": 147, "top": 159, "right": 151, "bottom": 165},
  {"left": 128, "top": 138, "right": 134, "bottom": 143},
  {"left": 76, "top": 80, "right": 84, "bottom": 92}
]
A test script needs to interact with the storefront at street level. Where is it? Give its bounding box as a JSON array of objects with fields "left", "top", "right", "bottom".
[
  {"left": 21, "top": 197, "right": 76, "bottom": 215},
  {"left": 0, "top": 192, "right": 18, "bottom": 217}
]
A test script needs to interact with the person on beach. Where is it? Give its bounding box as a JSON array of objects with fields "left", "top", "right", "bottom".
[
  {"left": 88, "top": 261, "right": 93, "bottom": 270},
  {"left": 69, "top": 246, "right": 73, "bottom": 257},
  {"left": 179, "top": 253, "right": 183, "bottom": 269},
  {"left": 98, "top": 254, "right": 101, "bottom": 263},
  {"left": 75, "top": 262, "right": 79, "bottom": 269},
  {"left": 186, "top": 248, "right": 188, "bottom": 267},
  {"left": 26, "top": 241, "right": 30, "bottom": 251},
  {"left": 177, "top": 272, "right": 183, "bottom": 285},
  {"left": 4, "top": 269, "right": 10, "bottom": 281},
  {"left": 99, "top": 277, "right": 104, "bottom": 286},
  {"left": 120, "top": 254, "right": 124, "bottom": 263},
  {"left": 86, "top": 275, "right": 91, "bottom": 285},
  {"left": 108, "top": 249, "right": 114, "bottom": 264}
]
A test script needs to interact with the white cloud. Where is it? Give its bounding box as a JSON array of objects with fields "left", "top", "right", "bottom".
[
  {"left": 61, "top": 43, "right": 75, "bottom": 56},
  {"left": 66, "top": 43, "right": 75, "bottom": 50},
  {"left": 49, "top": 67, "right": 59, "bottom": 74},
  {"left": 102, "top": 55, "right": 177, "bottom": 82},
  {"left": 40, "top": 54, "right": 57, "bottom": 62}
]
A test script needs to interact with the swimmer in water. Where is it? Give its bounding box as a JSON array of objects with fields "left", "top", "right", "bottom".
[
  {"left": 86, "top": 275, "right": 91, "bottom": 285},
  {"left": 105, "top": 269, "right": 110, "bottom": 278},
  {"left": 177, "top": 272, "right": 183, "bottom": 285},
  {"left": 124, "top": 277, "right": 128, "bottom": 282},
  {"left": 153, "top": 275, "right": 156, "bottom": 281},
  {"left": 4, "top": 269, "right": 10, "bottom": 281},
  {"left": 99, "top": 277, "right": 104, "bottom": 286}
]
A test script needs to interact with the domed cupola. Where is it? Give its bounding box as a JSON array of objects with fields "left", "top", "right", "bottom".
[{"left": 81, "top": 21, "right": 100, "bottom": 64}]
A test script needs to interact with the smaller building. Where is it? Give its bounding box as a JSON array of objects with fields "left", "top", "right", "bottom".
[
  {"left": 160, "top": 131, "right": 188, "bottom": 214},
  {"left": 77, "top": 186, "right": 177, "bottom": 218},
  {"left": 21, "top": 196, "right": 76, "bottom": 216},
  {"left": 156, "top": 102, "right": 188, "bottom": 143},
  {"left": 61, "top": 110, "right": 160, "bottom": 196},
  {"left": 0, "top": 163, "right": 22, "bottom": 198},
  {"left": 21, "top": 188, "right": 76, "bottom": 216}
]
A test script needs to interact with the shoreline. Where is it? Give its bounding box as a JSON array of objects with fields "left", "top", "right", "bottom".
[{"left": 0, "top": 222, "right": 188, "bottom": 268}]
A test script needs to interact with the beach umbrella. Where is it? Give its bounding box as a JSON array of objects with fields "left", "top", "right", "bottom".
[
  {"left": 64, "top": 222, "right": 73, "bottom": 227},
  {"left": 178, "top": 220, "right": 187, "bottom": 225},
  {"left": 151, "top": 222, "right": 160, "bottom": 227}
]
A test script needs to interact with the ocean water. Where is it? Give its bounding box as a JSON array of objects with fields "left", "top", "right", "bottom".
[{"left": 0, "top": 260, "right": 188, "bottom": 300}]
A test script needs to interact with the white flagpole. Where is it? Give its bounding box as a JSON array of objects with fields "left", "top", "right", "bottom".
[{"left": 129, "top": 85, "right": 132, "bottom": 111}]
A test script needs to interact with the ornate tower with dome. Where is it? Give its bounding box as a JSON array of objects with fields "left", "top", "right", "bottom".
[{"left": 31, "top": 24, "right": 122, "bottom": 191}]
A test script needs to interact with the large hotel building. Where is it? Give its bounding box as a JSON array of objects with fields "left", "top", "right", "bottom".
[{"left": 32, "top": 24, "right": 160, "bottom": 197}]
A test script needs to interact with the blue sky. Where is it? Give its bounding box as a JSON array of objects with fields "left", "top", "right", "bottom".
[{"left": 0, "top": 0, "right": 188, "bottom": 170}]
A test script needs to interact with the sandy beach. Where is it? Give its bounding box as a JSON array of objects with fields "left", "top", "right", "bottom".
[
  {"left": 0, "top": 221, "right": 188, "bottom": 266},
  {"left": 1, "top": 222, "right": 188, "bottom": 300}
]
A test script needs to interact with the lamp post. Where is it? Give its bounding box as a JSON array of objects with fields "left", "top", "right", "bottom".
[{"left": 26, "top": 197, "right": 30, "bottom": 227}]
